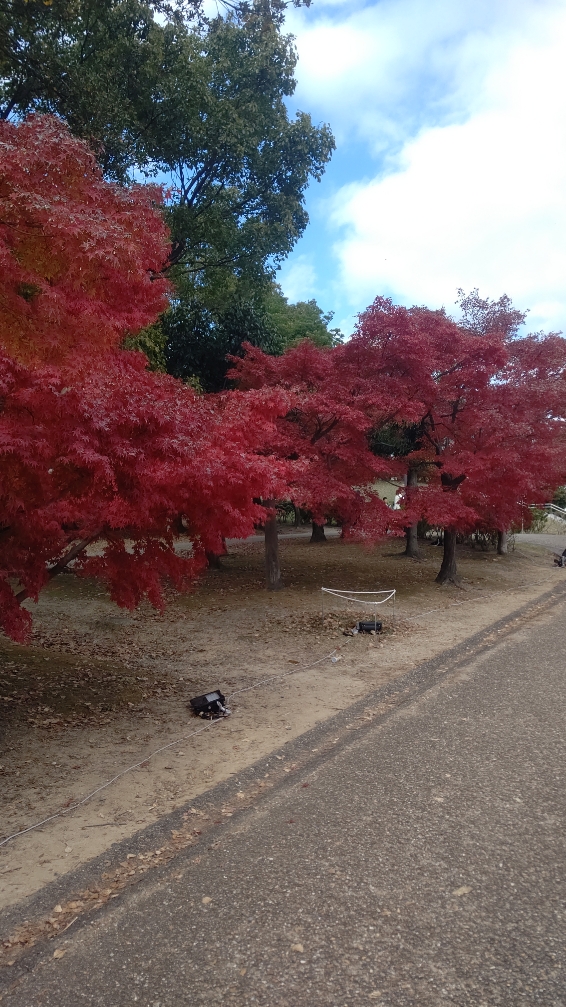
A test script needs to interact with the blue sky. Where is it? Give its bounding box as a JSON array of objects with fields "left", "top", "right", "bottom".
[{"left": 275, "top": 0, "right": 566, "bottom": 338}]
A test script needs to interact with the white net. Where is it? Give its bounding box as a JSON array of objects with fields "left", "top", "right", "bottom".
[{"left": 321, "top": 587, "right": 396, "bottom": 628}]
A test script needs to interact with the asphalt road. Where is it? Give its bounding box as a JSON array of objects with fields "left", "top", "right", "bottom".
[
  {"left": 4, "top": 595, "right": 566, "bottom": 1007},
  {"left": 515, "top": 532, "right": 566, "bottom": 553}
]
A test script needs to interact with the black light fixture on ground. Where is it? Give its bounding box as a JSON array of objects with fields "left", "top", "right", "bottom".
[{"left": 189, "top": 691, "right": 230, "bottom": 719}]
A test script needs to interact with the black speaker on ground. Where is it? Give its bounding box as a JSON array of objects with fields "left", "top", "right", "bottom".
[
  {"left": 189, "top": 690, "right": 229, "bottom": 718},
  {"left": 356, "top": 620, "right": 382, "bottom": 634}
]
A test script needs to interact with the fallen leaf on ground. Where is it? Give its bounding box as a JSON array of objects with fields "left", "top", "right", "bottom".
[
  {"left": 239, "top": 968, "right": 247, "bottom": 976},
  {"left": 202, "top": 896, "right": 212, "bottom": 904},
  {"left": 291, "top": 943, "right": 304, "bottom": 952},
  {"left": 452, "top": 885, "right": 472, "bottom": 896},
  {"left": 53, "top": 949, "right": 66, "bottom": 959}
]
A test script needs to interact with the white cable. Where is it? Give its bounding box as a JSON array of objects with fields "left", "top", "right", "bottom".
[
  {"left": 322, "top": 588, "right": 395, "bottom": 606},
  {"left": 0, "top": 650, "right": 337, "bottom": 848},
  {"left": 0, "top": 719, "right": 223, "bottom": 848},
  {"left": 226, "top": 650, "right": 336, "bottom": 700},
  {"left": 401, "top": 591, "right": 501, "bottom": 622},
  {"left": 321, "top": 587, "right": 396, "bottom": 628}
]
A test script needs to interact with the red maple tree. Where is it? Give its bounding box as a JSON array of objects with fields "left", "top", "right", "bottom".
[
  {"left": 0, "top": 116, "right": 288, "bottom": 639},
  {"left": 352, "top": 297, "right": 566, "bottom": 582},
  {"left": 230, "top": 338, "right": 412, "bottom": 586}
]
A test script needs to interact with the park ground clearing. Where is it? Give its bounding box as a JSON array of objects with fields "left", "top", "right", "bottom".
[{"left": 0, "top": 531, "right": 564, "bottom": 910}]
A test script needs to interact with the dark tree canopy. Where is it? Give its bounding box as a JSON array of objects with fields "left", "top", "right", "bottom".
[
  {"left": 2, "top": 0, "right": 334, "bottom": 391},
  {"left": 1, "top": 0, "right": 170, "bottom": 179},
  {"left": 156, "top": 13, "right": 333, "bottom": 280},
  {"left": 163, "top": 297, "right": 278, "bottom": 392},
  {"left": 155, "top": 281, "right": 341, "bottom": 392},
  {"left": 0, "top": 0, "right": 333, "bottom": 285}
]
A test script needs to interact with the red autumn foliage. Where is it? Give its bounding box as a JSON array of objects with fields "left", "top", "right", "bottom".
[
  {"left": 234, "top": 295, "right": 566, "bottom": 585},
  {"left": 352, "top": 297, "right": 566, "bottom": 578},
  {"left": 229, "top": 338, "right": 404, "bottom": 537},
  {"left": 0, "top": 349, "right": 290, "bottom": 640},
  {"left": 0, "top": 115, "right": 170, "bottom": 365},
  {"left": 0, "top": 116, "right": 288, "bottom": 640}
]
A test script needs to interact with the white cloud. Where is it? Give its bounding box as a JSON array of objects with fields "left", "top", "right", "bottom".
[
  {"left": 277, "top": 254, "right": 318, "bottom": 303},
  {"left": 288, "top": 0, "right": 546, "bottom": 154},
  {"left": 323, "top": 1, "right": 566, "bottom": 333}
]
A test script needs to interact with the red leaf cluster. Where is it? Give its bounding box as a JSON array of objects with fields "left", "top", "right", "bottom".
[
  {"left": 3, "top": 116, "right": 565, "bottom": 638},
  {"left": 230, "top": 338, "right": 400, "bottom": 538},
  {"left": 0, "top": 115, "right": 170, "bottom": 365},
  {"left": 0, "top": 348, "right": 290, "bottom": 640},
  {"left": 352, "top": 297, "right": 566, "bottom": 535},
  {"left": 232, "top": 296, "right": 566, "bottom": 549},
  {"left": 0, "top": 117, "right": 289, "bottom": 640}
]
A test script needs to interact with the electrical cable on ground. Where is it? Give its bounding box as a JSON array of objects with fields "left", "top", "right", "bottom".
[
  {"left": 0, "top": 587, "right": 520, "bottom": 849},
  {"left": 401, "top": 591, "right": 503, "bottom": 622},
  {"left": 0, "top": 649, "right": 337, "bottom": 848}
]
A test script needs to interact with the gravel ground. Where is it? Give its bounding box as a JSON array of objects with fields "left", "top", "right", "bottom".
[
  {"left": 3, "top": 535, "right": 559, "bottom": 909},
  {"left": 2, "top": 588, "right": 565, "bottom": 1006}
]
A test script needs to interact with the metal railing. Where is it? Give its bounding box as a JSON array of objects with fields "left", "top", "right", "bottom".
[{"left": 543, "top": 503, "right": 566, "bottom": 522}]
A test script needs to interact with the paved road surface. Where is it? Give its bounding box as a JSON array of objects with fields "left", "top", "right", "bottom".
[
  {"left": 3, "top": 594, "right": 566, "bottom": 1006},
  {"left": 515, "top": 532, "right": 566, "bottom": 553}
]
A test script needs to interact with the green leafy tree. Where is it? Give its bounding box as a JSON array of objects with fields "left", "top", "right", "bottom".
[
  {"left": 162, "top": 297, "right": 277, "bottom": 392},
  {"left": 155, "top": 280, "right": 340, "bottom": 392},
  {"left": 1, "top": 0, "right": 333, "bottom": 280},
  {"left": 3, "top": 0, "right": 330, "bottom": 392},
  {"left": 1, "top": 0, "right": 169, "bottom": 181},
  {"left": 3, "top": 0, "right": 334, "bottom": 386},
  {"left": 264, "top": 284, "right": 342, "bottom": 349}
]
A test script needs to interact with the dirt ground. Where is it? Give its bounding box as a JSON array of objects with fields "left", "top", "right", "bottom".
[{"left": 1, "top": 530, "right": 563, "bottom": 912}]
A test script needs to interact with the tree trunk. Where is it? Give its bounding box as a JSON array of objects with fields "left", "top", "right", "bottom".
[
  {"left": 435, "top": 527, "right": 459, "bottom": 584},
  {"left": 404, "top": 523, "right": 420, "bottom": 558},
  {"left": 264, "top": 512, "right": 283, "bottom": 590},
  {"left": 497, "top": 530, "right": 508, "bottom": 555},
  {"left": 15, "top": 532, "right": 102, "bottom": 604},
  {"left": 310, "top": 520, "right": 327, "bottom": 543},
  {"left": 205, "top": 550, "right": 223, "bottom": 569},
  {"left": 403, "top": 467, "right": 420, "bottom": 557},
  {"left": 205, "top": 536, "right": 227, "bottom": 568}
]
